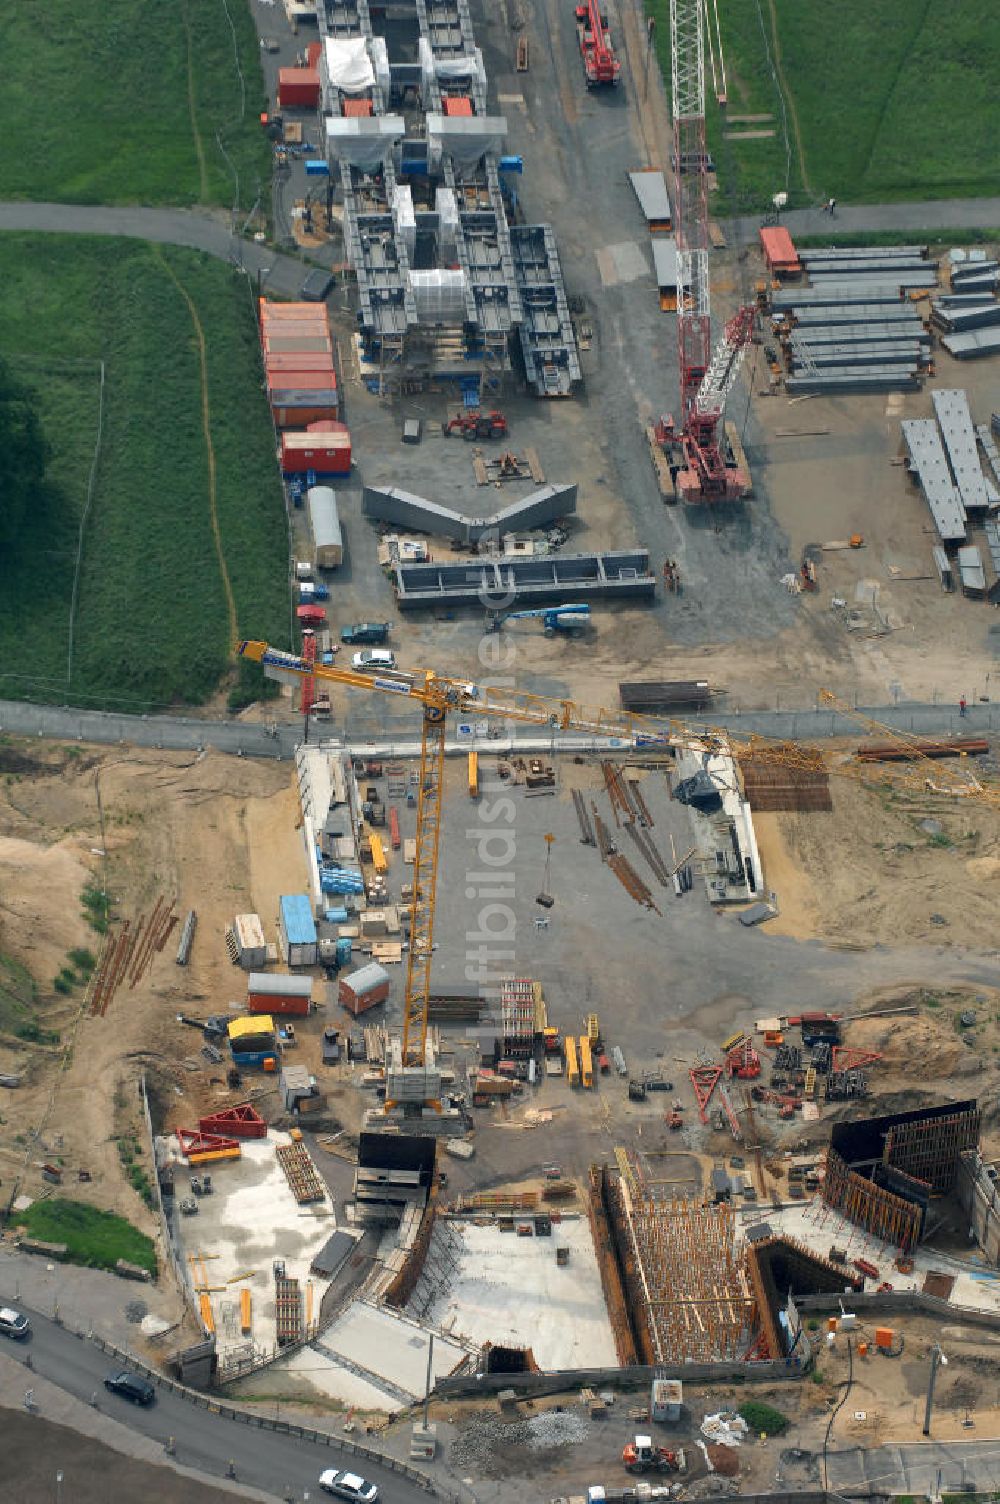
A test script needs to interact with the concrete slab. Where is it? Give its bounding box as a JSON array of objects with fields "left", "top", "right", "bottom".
[
  {"left": 168, "top": 1131, "right": 336, "bottom": 1359},
  {"left": 321, "top": 1302, "right": 470, "bottom": 1397},
  {"left": 749, "top": 1198, "right": 1000, "bottom": 1317},
  {"left": 420, "top": 1217, "right": 618, "bottom": 1369}
]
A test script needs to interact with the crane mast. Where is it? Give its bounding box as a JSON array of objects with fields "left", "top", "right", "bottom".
[{"left": 664, "top": 0, "right": 754, "bottom": 503}]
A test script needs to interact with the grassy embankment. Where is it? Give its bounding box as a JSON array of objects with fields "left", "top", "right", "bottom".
[
  {"left": 645, "top": 0, "right": 1000, "bottom": 213},
  {"left": 0, "top": 235, "right": 289, "bottom": 711}
]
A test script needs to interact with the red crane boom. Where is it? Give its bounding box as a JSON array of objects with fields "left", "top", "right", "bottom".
[{"left": 574, "top": 0, "right": 621, "bottom": 87}]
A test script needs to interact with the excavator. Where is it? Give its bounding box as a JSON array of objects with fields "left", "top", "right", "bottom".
[
  {"left": 237, "top": 640, "right": 1000, "bottom": 1114},
  {"left": 622, "top": 1436, "right": 685, "bottom": 1475}
]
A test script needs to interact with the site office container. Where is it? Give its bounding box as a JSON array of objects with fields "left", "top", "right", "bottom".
[
  {"left": 308, "top": 485, "right": 344, "bottom": 568},
  {"left": 278, "top": 894, "right": 318, "bottom": 967},
  {"left": 247, "top": 971, "right": 313, "bottom": 1017},
  {"left": 339, "top": 961, "right": 390, "bottom": 1016},
  {"left": 264, "top": 335, "right": 333, "bottom": 355},
  {"left": 278, "top": 67, "right": 321, "bottom": 108},
  {"left": 267, "top": 372, "right": 339, "bottom": 396},
  {"left": 260, "top": 300, "right": 331, "bottom": 323},
  {"left": 273, "top": 403, "right": 340, "bottom": 428},
  {"left": 264, "top": 351, "right": 337, "bottom": 373},
  {"left": 281, "top": 429, "right": 352, "bottom": 475}
]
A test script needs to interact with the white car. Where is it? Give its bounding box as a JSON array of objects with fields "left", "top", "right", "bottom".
[
  {"left": 352, "top": 649, "right": 396, "bottom": 672},
  {"left": 318, "top": 1470, "right": 380, "bottom": 1503}
]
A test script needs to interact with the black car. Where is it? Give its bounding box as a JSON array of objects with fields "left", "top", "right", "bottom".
[{"left": 104, "top": 1370, "right": 156, "bottom": 1406}]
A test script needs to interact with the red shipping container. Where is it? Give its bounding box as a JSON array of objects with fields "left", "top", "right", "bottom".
[
  {"left": 278, "top": 67, "right": 321, "bottom": 109},
  {"left": 338, "top": 971, "right": 390, "bottom": 1016},
  {"left": 443, "top": 96, "right": 473, "bottom": 117},
  {"left": 342, "top": 98, "right": 374, "bottom": 118},
  {"left": 247, "top": 991, "right": 311, "bottom": 1017},
  {"left": 281, "top": 432, "right": 352, "bottom": 474},
  {"left": 272, "top": 404, "right": 340, "bottom": 428}
]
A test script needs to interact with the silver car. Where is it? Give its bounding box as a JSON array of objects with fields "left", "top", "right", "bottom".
[
  {"left": 0, "top": 1307, "right": 30, "bottom": 1339},
  {"left": 318, "top": 1470, "right": 379, "bottom": 1503}
]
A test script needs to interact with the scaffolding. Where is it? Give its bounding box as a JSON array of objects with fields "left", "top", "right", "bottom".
[{"left": 607, "top": 1174, "right": 756, "bottom": 1363}]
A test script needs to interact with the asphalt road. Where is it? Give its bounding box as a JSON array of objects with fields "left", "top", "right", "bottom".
[
  {"left": 0, "top": 694, "right": 995, "bottom": 763},
  {"left": 6, "top": 1305, "right": 432, "bottom": 1504},
  {"left": 828, "top": 1437, "right": 1000, "bottom": 1495},
  {"left": 0, "top": 202, "right": 322, "bottom": 299}
]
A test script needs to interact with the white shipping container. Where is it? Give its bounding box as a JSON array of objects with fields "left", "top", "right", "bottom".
[
  {"left": 234, "top": 913, "right": 267, "bottom": 971},
  {"left": 308, "top": 486, "right": 343, "bottom": 569}
]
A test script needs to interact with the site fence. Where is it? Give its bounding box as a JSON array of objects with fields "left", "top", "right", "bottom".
[
  {"left": 796, "top": 1289, "right": 1000, "bottom": 1330},
  {"left": 138, "top": 1075, "right": 194, "bottom": 1320}
]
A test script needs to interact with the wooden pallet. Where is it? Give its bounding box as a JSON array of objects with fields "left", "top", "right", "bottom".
[
  {"left": 725, "top": 419, "right": 754, "bottom": 497},
  {"left": 524, "top": 445, "right": 545, "bottom": 483},
  {"left": 645, "top": 426, "right": 675, "bottom": 502},
  {"left": 473, "top": 454, "right": 488, "bottom": 486},
  {"left": 276, "top": 1141, "right": 326, "bottom": 1204},
  {"left": 709, "top": 221, "right": 727, "bottom": 249}
]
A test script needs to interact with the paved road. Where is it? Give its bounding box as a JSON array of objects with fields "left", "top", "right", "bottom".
[
  {"left": 4, "top": 1304, "right": 432, "bottom": 1504},
  {"left": 1, "top": 695, "right": 996, "bottom": 763},
  {"left": 734, "top": 195, "right": 1000, "bottom": 247},
  {"left": 0, "top": 202, "right": 327, "bottom": 299},
  {"left": 828, "top": 1437, "right": 1000, "bottom": 1495}
]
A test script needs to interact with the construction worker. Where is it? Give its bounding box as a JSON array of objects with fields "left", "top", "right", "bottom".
[
  {"left": 959, "top": 695, "right": 967, "bottom": 718},
  {"left": 826, "top": 197, "right": 837, "bottom": 216}
]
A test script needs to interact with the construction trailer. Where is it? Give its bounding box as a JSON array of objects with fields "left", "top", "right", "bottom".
[
  {"left": 278, "top": 895, "right": 318, "bottom": 968},
  {"left": 247, "top": 972, "right": 313, "bottom": 1017},
  {"left": 234, "top": 913, "right": 267, "bottom": 970},
  {"left": 339, "top": 961, "right": 390, "bottom": 1016}
]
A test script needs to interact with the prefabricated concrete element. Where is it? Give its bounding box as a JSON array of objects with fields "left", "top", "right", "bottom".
[
  {"left": 793, "top": 322, "right": 929, "bottom": 346},
  {"left": 799, "top": 244, "right": 928, "bottom": 262},
  {"left": 362, "top": 483, "right": 576, "bottom": 545},
  {"left": 393, "top": 549, "right": 656, "bottom": 608},
  {"left": 958, "top": 545, "right": 986, "bottom": 597},
  {"left": 932, "top": 389, "right": 990, "bottom": 511},
  {"left": 791, "top": 343, "right": 928, "bottom": 369},
  {"left": 901, "top": 418, "right": 967, "bottom": 543},
  {"left": 932, "top": 303, "right": 1000, "bottom": 333},
  {"left": 234, "top": 914, "right": 266, "bottom": 970}
]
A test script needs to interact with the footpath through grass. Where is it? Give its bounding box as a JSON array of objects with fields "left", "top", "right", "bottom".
[
  {"left": 0, "top": 0, "right": 270, "bottom": 209},
  {"left": 0, "top": 234, "right": 289, "bottom": 711},
  {"left": 646, "top": 0, "right": 1000, "bottom": 212},
  {"left": 17, "top": 1197, "right": 157, "bottom": 1275}
]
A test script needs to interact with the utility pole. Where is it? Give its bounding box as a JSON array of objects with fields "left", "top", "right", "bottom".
[{"left": 923, "top": 1344, "right": 948, "bottom": 1436}]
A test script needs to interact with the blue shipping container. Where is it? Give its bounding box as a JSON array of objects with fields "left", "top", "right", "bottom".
[{"left": 280, "top": 894, "right": 317, "bottom": 947}]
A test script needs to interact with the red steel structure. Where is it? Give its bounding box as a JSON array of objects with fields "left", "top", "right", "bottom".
[{"left": 659, "top": 0, "right": 754, "bottom": 503}]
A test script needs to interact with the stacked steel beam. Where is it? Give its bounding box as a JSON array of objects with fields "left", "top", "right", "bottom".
[{"left": 775, "top": 244, "right": 935, "bottom": 392}]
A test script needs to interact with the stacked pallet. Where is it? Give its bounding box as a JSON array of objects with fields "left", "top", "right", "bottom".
[{"left": 276, "top": 1140, "right": 326, "bottom": 1204}]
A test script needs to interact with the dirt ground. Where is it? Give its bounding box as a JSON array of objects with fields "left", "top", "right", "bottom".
[
  {"left": 0, "top": 742, "right": 299, "bottom": 1272},
  {"left": 753, "top": 772, "right": 1000, "bottom": 946}
]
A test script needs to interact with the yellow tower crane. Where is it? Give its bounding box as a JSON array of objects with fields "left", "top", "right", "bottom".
[{"left": 238, "top": 641, "right": 999, "bottom": 1099}]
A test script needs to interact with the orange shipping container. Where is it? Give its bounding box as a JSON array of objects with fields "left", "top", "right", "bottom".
[
  {"left": 443, "top": 96, "right": 473, "bottom": 116},
  {"left": 267, "top": 370, "right": 338, "bottom": 391},
  {"left": 874, "top": 1327, "right": 894, "bottom": 1349},
  {"left": 264, "top": 351, "right": 336, "bottom": 372},
  {"left": 260, "top": 300, "right": 330, "bottom": 323},
  {"left": 272, "top": 405, "right": 340, "bottom": 428},
  {"left": 342, "top": 98, "right": 374, "bottom": 117}
]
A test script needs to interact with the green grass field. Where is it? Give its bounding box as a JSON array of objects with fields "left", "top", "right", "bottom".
[
  {"left": 646, "top": 0, "right": 1000, "bottom": 211},
  {"left": 0, "top": 0, "right": 270, "bottom": 208},
  {"left": 17, "top": 1197, "right": 157, "bottom": 1275},
  {"left": 0, "top": 235, "right": 289, "bottom": 711}
]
